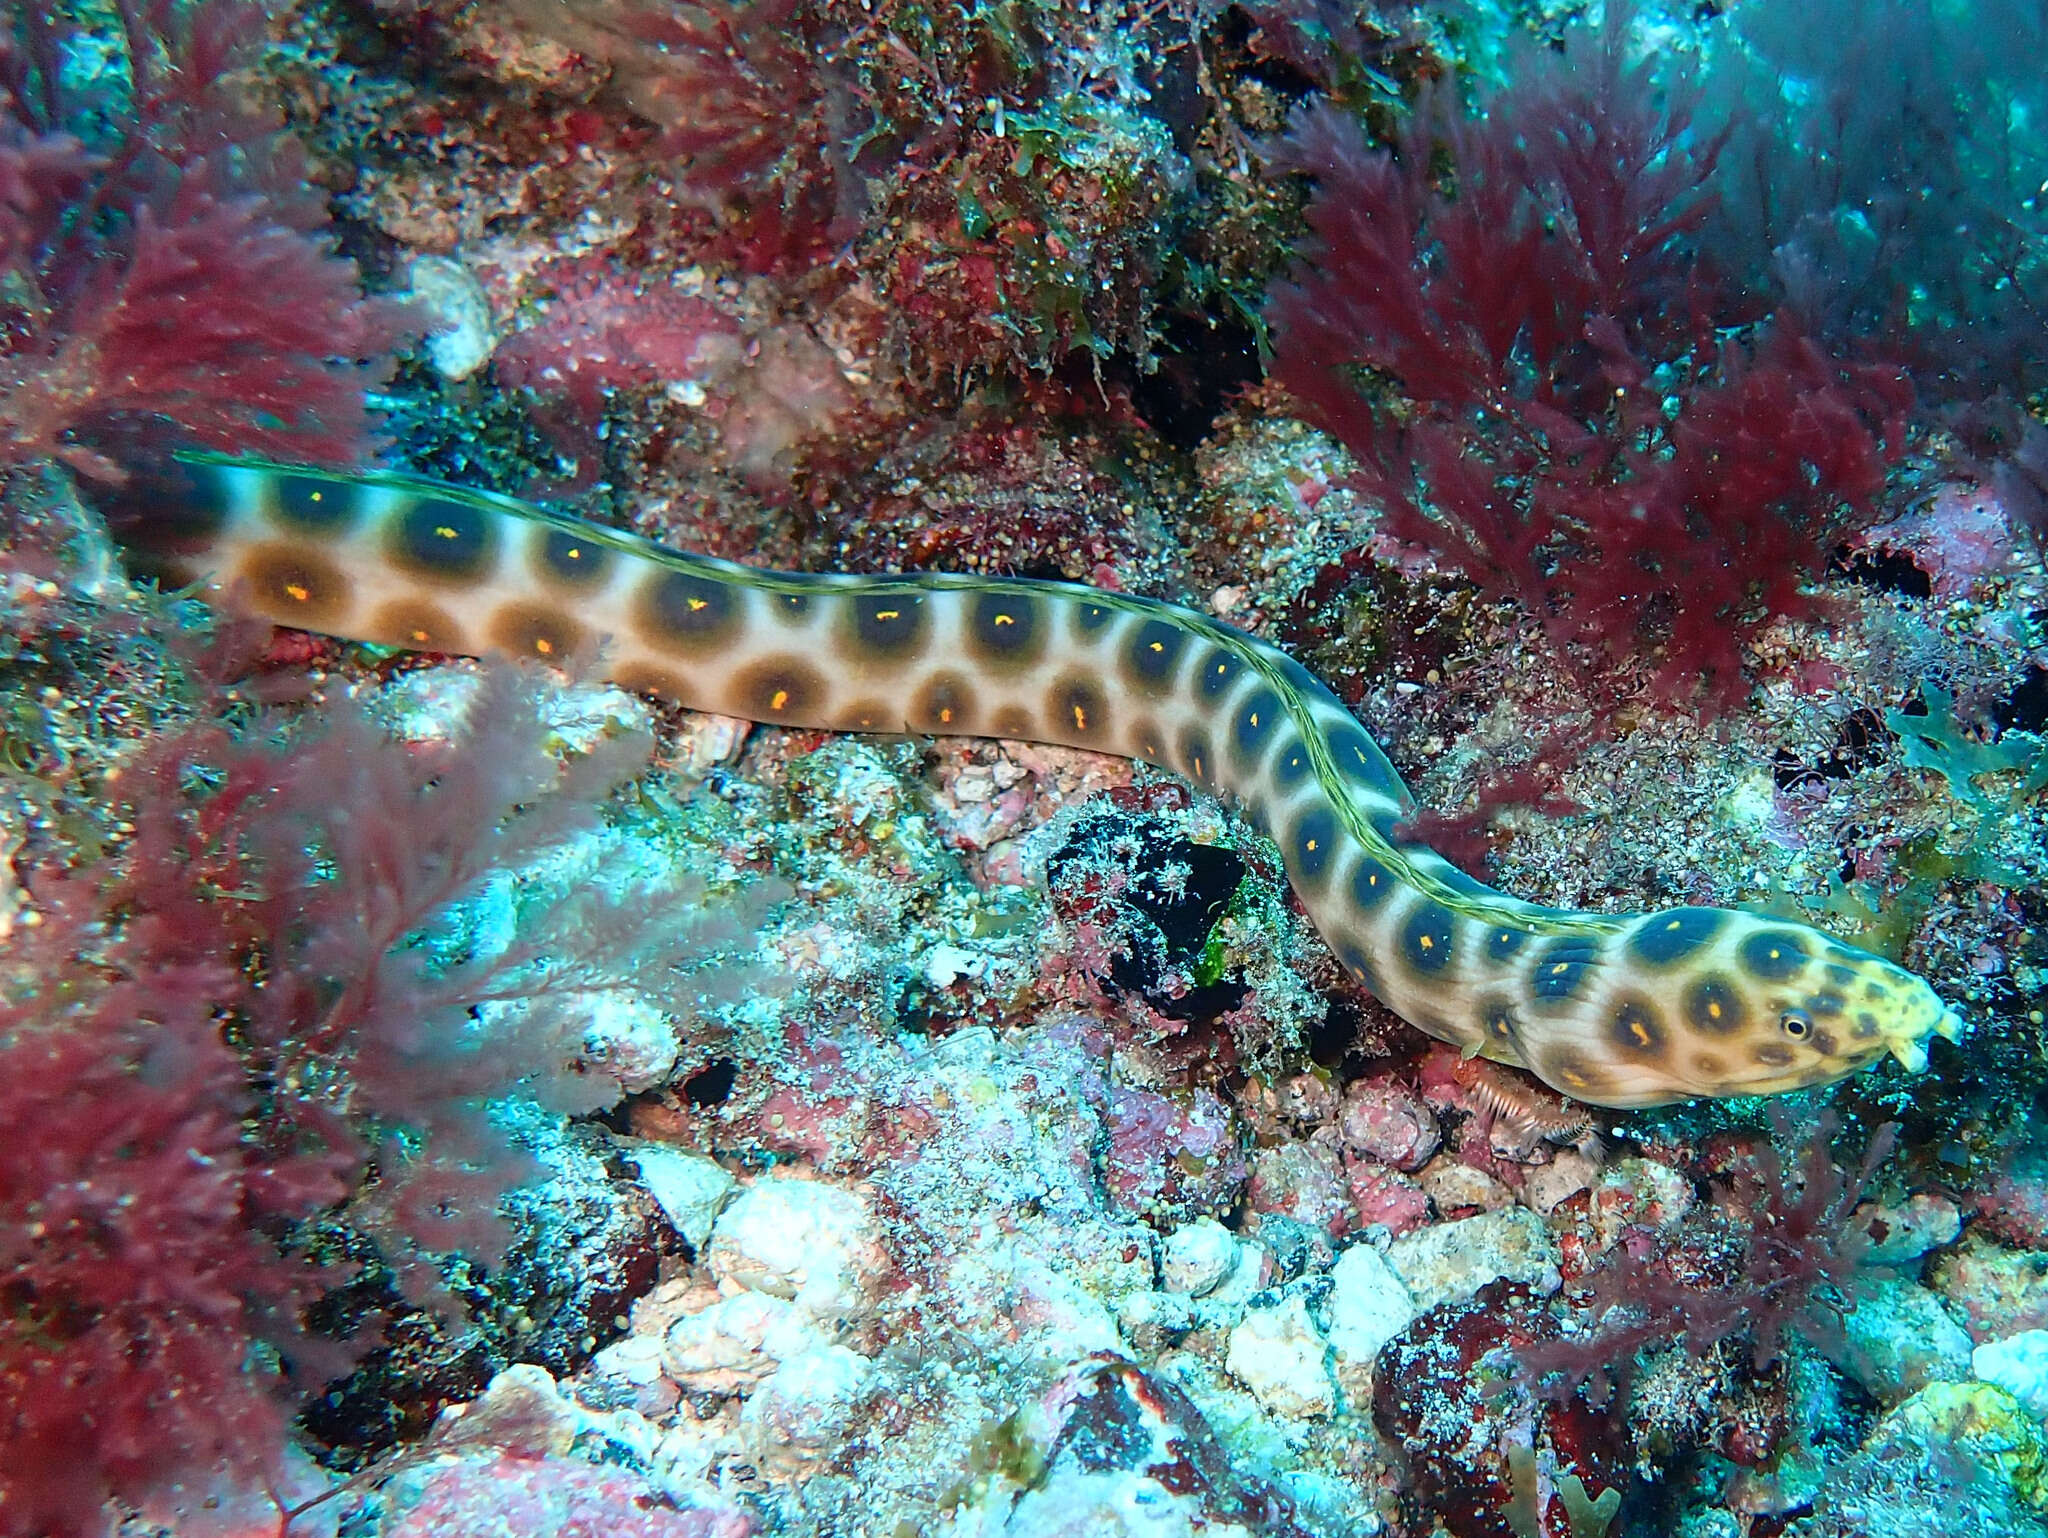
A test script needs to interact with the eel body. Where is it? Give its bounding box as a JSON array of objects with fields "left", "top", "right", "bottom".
[{"left": 102, "top": 452, "right": 1961, "bottom": 1107}]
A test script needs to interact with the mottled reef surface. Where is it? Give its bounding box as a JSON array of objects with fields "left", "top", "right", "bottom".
[{"left": 5, "top": 2, "right": 2048, "bottom": 1537}]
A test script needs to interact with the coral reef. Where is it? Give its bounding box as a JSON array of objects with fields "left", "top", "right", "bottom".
[{"left": 4, "top": 0, "right": 2048, "bottom": 1536}]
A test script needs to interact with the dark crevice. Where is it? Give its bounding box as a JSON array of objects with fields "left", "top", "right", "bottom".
[{"left": 682, "top": 1058, "right": 738, "bottom": 1107}]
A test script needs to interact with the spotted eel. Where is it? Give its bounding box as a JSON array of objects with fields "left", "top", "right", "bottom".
[{"left": 100, "top": 452, "right": 1962, "bottom": 1108}]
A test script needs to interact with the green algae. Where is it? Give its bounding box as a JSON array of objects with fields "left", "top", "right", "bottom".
[{"left": 1889, "top": 684, "right": 2048, "bottom": 814}]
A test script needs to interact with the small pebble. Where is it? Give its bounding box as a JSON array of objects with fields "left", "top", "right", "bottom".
[
  {"left": 1161, "top": 1216, "right": 1241, "bottom": 1297},
  {"left": 1226, "top": 1293, "right": 1334, "bottom": 1418},
  {"left": 1326, "top": 1243, "right": 1418, "bottom": 1377},
  {"left": 631, "top": 1146, "right": 736, "bottom": 1251},
  {"left": 1386, "top": 1207, "right": 1561, "bottom": 1312}
]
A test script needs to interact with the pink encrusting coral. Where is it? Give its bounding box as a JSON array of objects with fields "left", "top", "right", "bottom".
[{"left": 486, "top": 259, "right": 744, "bottom": 429}]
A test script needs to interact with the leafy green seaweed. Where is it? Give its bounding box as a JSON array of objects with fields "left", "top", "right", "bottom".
[{"left": 1887, "top": 684, "right": 2048, "bottom": 809}]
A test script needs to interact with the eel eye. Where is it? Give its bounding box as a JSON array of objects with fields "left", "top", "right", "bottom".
[{"left": 1780, "top": 1010, "right": 1813, "bottom": 1040}]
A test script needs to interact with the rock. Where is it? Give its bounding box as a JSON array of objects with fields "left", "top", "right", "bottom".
[
  {"left": 1522, "top": 1148, "right": 1599, "bottom": 1215},
  {"left": 1225, "top": 1292, "right": 1334, "bottom": 1418},
  {"left": 1347, "top": 1159, "right": 1432, "bottom": 1236},
  {"left": 1933, "top": 1231, "right": 2048, "bottom": 1343},
  {"left": 577, "top": 992, "right": 682, "bottom": 1096},
  {"left": 1977, "top": 1157, "right": 2048, "bottom": 1251},
  {"left": 1161, "top": 1217, "right": 1239, "bottom": 1297},
  {"left": 404, "top": 254, "right": 498, "bottom": 381},
  {"left": 1849, "top": 1191, "right": 1963, "bottom": 1266},
  {"left": 922, "top": 941, "right": 989, "bottom": 988},
  {"left": 668, "top": 712, "right": 751, "bottom": 774},
  {"left": 590, "top": 1332, "right": 666, "bottom": 1388},
  {"left": 940, "top": 1360, "right": 1313, "bottom": 1536},
  {"left": 741, "top": 1344, "right": 878, "bottom": 1474},
  {"left": 662, "top": 1291, "right": 826, "bottom": 1392},
  {"left": 1785, "top": 1382, "right": 2048, "bottom": 1536},
  {"left": 631, "top": 1146, "right": 737, "bottom": 1251},
  {"left": 1976, "top": 1330, "right": 2048, "bottom": 1420},
  {"left": 1327, "top": 1243, "right": 1418, "bottom": 1393},
  {"left": 477, "top": 989, "right": 676, "bottom": 1112},
  {"left": 625, "top": 1275, "right": 720, "bottom": 1337},
  {"left": 1372, "top": 1286, "right": 1612, "bottom": 1533},
  {"left": 1886, "top": 1380, "right": 2048, "bottom": 1507},
  {"left": 1265, "top": 1070, "right": 1341, "bottom": 1131},
  {"left": 1102, "top": 1085, "right": 1248, "bottom": 1224},
  {"left": 1415, "top": 1155, "right": 1513, "bottom": 1215},
  {"left": 1386, "top": 1207, "right": 1560, "bottom": 1312},
  {"left": 1834, "top": 1277, "right": 1974, "bottom": 1403},
  {"left": 704, "top": 1177, "right": 888, "bottom": 1318},
  {"left": 1856, "top": 484, "right": 2018, "bottom": 602},
  {"left": 489, "top": 1113, "right": 674, "bottom": 1375},
  {"left": 371, "top": 1451, "right": 750, "bottom": 1538},
  {"left": 1116, "top": 1288, "right": 1195, "bottom": 1352},
  {"left": 430, "top": 1364, "right": 579, "bottom": 1458},
  {"left": 1338, "top": 1077, "right": 1440, "bottom": 1171},
  {"left": 1248, "top": 1141, "right": 1353, "bottom": 1236},
  {"left": 1191, "top": 1238, "right": 1273, "bottom": 1328},
  {"left": 1011, "top": 1254, "right": 1131, "bottom": 1366},
  {"left": 1587, "top": 1156, "right": 1694, "bottom": 1249},
  {"left": 1254, "top": 1213, "right": 1335, "bottom": 1283}
]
